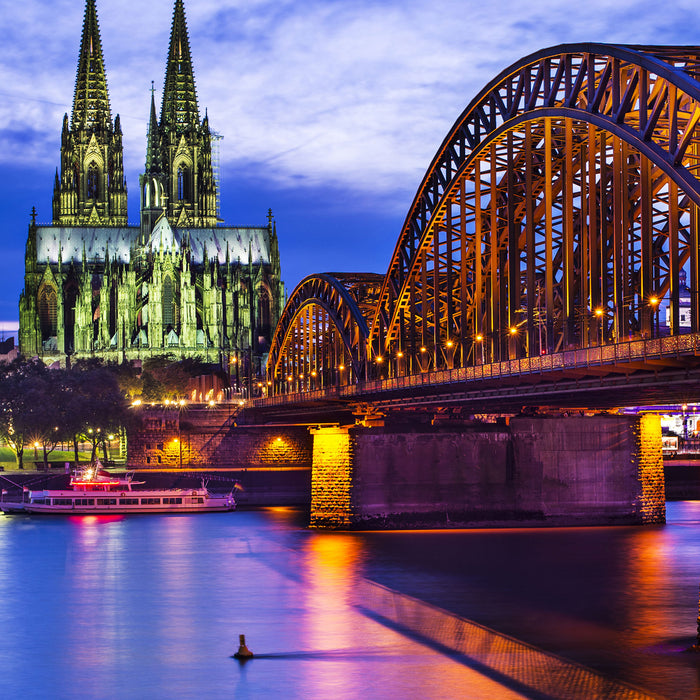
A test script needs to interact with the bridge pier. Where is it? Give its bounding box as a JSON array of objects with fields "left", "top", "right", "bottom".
[{"left": 309, "top": 414, "right": 665, "bottom": 529}]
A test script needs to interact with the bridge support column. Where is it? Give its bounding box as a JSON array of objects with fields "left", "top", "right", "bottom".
[
  {"left": 309, "top": 414, "right": 665, "bottom": 529},
  {"left": 309, "top": 427, "right": 355, "bottom": 528}
]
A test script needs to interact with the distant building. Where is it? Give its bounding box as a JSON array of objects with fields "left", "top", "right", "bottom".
[
  {"left": 664, "top": 269, "right": 692, "bottom": 329},
  {"left": 0, "top": 337, "right": 19, "bottom": 364},
  {"left": 19, "top": 0, "right": 285, "bottom": 372}
]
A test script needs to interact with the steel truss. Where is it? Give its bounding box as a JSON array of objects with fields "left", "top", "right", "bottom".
[
  {"left": 267, "top": 273, "right": 383, "bottom": 393},
  {"left": 372, "top": 43, "right": 700, "bottom": 373},
  {"left": 270, "top": 44, "right": 700, "bottom": 391}
]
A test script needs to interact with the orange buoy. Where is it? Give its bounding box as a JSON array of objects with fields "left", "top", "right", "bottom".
[{"left": 233, "top": 634, "right": 254, "bottom": 659}]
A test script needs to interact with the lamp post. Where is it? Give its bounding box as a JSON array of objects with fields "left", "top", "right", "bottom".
[
  {"left": 475, "top": 334, "right": 485, "bottom": 364},
  {"left": 649, "top": 296, "right": 660, "bottom": 339},
  {"left": 594, "top": 307, "right": 605, "bottom": 345},
  {"left": 508, "top": 325, "right": 519, "bottom": 360}
]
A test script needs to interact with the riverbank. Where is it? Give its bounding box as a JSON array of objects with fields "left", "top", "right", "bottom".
[
  {"left": 1, "top": 460, "right": 694, "bottom": 510},
  {"left": 0, "top": 467, "right": 311, "bottom": 507}
]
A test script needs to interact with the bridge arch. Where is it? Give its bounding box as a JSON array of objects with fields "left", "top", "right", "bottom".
[
  {"left": 267, "top": 273, "right": 383, "bottom": 392},
  {"left": 370, "top": 43, "right": 700, "bottom": 372}
]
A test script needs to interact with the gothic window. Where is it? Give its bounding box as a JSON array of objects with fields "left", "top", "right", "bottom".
[
  {"left": 163, "top": 275, "right": 175, "bottom": 328},
  {"left": 64, "top": 281, "right": 79, "bottom": 353},
  {"left": 38, "top": 285, "right": 58, "bottom": 340},
  {"left": 177, "top": 166, "right": 190, "bottom": 201},
  {"left": 257, "top": 288, "right": 271, "bottom": 330},
  {"left": 109, "top": 284, "right": 118, "bottom": 338},
  {"left": 87, "top": 161, "right": 99, "bottom": 199}
]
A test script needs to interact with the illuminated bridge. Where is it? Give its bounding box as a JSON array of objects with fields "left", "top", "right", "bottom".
[
  {"left": 264, "top": 43, "right": 700, "bottom": 416},
  {"left": 255, "top": 44, "right": 700, "bottom": 528}
]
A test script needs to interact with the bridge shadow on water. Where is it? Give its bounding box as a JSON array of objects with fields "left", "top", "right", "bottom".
[{"left": 353, "top": 580, "right": 658, "bottom": 700}]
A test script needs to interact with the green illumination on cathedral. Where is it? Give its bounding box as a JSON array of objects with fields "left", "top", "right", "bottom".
[{"left": 19, "top": 0, "right": 285, "bottom": 372}]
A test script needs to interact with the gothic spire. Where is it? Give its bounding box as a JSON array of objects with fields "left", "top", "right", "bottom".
[
  {"left": 145, "top": 82, "right": 160, "bottom": 173},
  {"left": 160, "top": 0, "right": 200, "bottom": 134},
  {"left": 71, "top": 0, "right": 112, "bottom": 131}
]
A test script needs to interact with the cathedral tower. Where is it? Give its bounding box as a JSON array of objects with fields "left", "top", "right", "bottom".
[
  {"left": 52, "top": 0, "right": 128, "bottom": 226},
  {"left": 141, "top": 0, "right": 218, "bottom": 231},
  {"left": 22, "top": 0, "right": 285, "bottom": 371}
]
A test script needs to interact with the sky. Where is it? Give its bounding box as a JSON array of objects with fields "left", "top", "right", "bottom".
[{"left": 1, "top": 0, "right": 700, "bottom": 329}]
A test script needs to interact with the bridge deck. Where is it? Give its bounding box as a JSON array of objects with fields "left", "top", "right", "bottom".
[{"left": 255, "top": 333, "right": 700, "bottom": 415}]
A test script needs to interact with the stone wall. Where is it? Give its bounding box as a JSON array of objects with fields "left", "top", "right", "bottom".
[
  {"left": 127, "top": 406, "right": 313, "bottom": 470},
  {"left": 310, "top": 415, "right": 665, "bottom": 528}
]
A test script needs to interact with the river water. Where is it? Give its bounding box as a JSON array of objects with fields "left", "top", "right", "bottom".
[{"left": 0, "top": 502, "right": 698, "bottom": 699}]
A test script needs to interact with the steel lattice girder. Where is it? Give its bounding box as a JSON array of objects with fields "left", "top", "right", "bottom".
[
  {"left": 267, "top": 273, "right": 383, "bottom": 383},
  {"left": 370, "top": 43, "right": 700, "bottom": 366}
]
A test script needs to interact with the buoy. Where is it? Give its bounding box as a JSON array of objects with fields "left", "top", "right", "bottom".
[{"left": 234, "top": 634, "right": 254, "bottom": 659}]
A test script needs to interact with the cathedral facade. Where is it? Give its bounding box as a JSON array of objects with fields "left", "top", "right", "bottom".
[{"left": 19, "top": 0, "right": 285, "bottom": 374}]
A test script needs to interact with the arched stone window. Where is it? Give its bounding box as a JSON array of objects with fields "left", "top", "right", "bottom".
[
  {"left": 64, "top": 281, "right": 79, "bottom": 353},
  {"left": 257, "top": 288, "right": 272, "bottom": 330},
  {"left": 38, "top": 285, "right": 58, "bottom": 340},
  {"left": 86, "top": 161, "right": 99, "bottom": 199},
  {"left": 163, "top": 275, "right": 175, "bottom": 328},
  {"left": 177, "top": 166, "right": 190, "bottom": 201},
  {"left": 109, "top": 283, "right": 118, "bottom": 338}
]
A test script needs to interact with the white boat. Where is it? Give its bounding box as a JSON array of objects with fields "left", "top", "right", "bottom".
[{"left": 0, "top": 463, "right": 236, "bottom": 515}]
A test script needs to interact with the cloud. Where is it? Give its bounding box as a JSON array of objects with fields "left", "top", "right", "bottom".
[
  {"left": 2, "top": 0, "right": 700, "bottom": 318},
  {"left": 3, "top": 0, "right": 700, "bottom": 215}
]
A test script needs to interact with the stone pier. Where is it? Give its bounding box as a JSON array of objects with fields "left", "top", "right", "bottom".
[{"left": 310, "top": 414, "right": 665, "bottom": 529}]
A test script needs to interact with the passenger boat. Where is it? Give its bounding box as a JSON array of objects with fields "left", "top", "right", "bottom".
[{"left": 0, "top": 463, "right": 236, "bottom": 515}]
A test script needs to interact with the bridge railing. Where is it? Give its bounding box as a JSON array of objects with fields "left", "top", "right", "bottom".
[{"left": 257, "top": 333, "right": 700, "bottom": 407}]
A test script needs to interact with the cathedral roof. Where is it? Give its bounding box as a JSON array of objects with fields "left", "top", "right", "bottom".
[
  {"left": 37, "top": 226, "right": 135, "bottom": 265},
  {"left": 187, "top": 227, "right": 270, "bottom": 265},
  {"left": 35, "top": 226, "right": 271, "bottom": 266}
]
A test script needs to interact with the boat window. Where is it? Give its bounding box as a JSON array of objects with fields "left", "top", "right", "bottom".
[
  {"left": 193, "top": 498, "right": 204, "bottom": 504},
  {"left": 96, "top": 498, "right": 117, "bottom": 505},
  {"left": 75, "top": 498, "right": 94, "bottom": 506},
  {"left": 53, "top": 498, "right": 73, "bottom": 505},
  {"left": 32, "top": 498, "right": 46, "bottom": 504},
  {"left": 140, "top": 498, "right": 161, "bottom": 504},
  {"left": 119, "top": 498, "right": 139, "bottom": 505},
  {"left": 162, "top": 497, "right": 183, "bottom": 504}
]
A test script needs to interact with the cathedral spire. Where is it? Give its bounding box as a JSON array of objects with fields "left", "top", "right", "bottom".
[
  {"left": 161, "top": 0, "right": 199, "bottom": 134},
  {"left": 71, "top": 0, "right": 112, "bottom": 131},
  {"left": 54, "top": 0, "right": 127, "bottom": 226},
  {"left": 145, "top": 82, "right": 160, "bottom": 173}
]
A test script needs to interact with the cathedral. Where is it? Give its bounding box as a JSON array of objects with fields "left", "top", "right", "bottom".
[{"left": 19, "top": 0, "right": 285, "bottom": 374}]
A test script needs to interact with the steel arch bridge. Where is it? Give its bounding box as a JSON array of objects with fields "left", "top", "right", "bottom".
[
  {"left": 267, "top": 272, "right": 384, "bottom": 392},
  {"left": 267, "top": 43, "right": 700, "bottom": 397}
]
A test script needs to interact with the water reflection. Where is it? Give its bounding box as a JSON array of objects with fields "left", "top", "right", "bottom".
[{"left": 0, "top": 505, "right": 698, "bottom": 699}]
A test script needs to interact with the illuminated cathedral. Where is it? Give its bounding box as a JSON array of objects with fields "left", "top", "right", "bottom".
[{"left": 19, "top": 0, "right": 284, "bottom": 372}]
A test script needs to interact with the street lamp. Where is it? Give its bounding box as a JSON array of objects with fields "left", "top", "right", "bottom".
[
  {"left": 475, "top": 334, "right": 485, "bottom": 364},
  {"left": 594, "top": 307, "right": 605, "bottom": 345},
  {"left": 649, "top": 296, "right": 660, "bottom": 338}
]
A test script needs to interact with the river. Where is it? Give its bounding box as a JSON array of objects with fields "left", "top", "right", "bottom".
[{"left": 0, "top": 502, "right": 698, "bottom": 699}]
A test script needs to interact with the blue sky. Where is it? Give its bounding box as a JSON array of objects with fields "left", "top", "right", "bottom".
[{"left": 1, "top": 0, "right": 699, "bottom": 329}]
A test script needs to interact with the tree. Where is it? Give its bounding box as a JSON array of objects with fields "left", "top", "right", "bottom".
[
  {"left": 141, "top": 354, "right": 216, "bottom": 401},
  {"left": 0, "top": 359, "right": 133, "bottom": 469},
  {"left": 0, "top": 359, "right": 51, "bottom": 469},
  {"left": 65, "top": 365, "right": 131, "bottom": 463}
]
